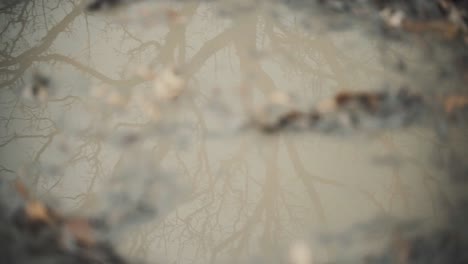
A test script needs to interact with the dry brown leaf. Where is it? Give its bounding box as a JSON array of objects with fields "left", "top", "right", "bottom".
[
  {"left": 64, "top": 218, "right": 96, "bottom": 247},
  {"left": 333, "top": 91, "right": 381, "bottom": 111},
  {"left": 25, "top": 200, "right": 53, "bottom": 224},
  {"left": 380, "top": 8, "right": 405, "bottom": 28},
  {"left": 316, "top": 98, "right": 338, "bottom": 114},
  {"left": 153, "top": 66, "right": 186, "bottom": 101},
  {"left": 444, "top": 95, "right": 468, "bottom": 114},
  {"left": 402, "top": 20, "right": 459, "bottom": 39},
  {"left": 14, "top": 180, "right": 30, "bottom": 200}
]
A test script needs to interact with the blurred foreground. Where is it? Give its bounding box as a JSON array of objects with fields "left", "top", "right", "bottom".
[{"left": 1, "top": 0, "right": 468, "bottom": 263}]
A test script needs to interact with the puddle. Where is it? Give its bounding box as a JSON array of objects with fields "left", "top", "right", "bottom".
[{"left": 0, "top": 0, "right": 467, "bottom": 263}]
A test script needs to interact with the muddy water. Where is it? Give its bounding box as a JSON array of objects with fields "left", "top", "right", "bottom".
[{"left": 0, "top": 1, "right": 464, "bottom": 263}]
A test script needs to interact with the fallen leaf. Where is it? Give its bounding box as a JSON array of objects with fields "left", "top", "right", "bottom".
[
  {"left": 14, "top": 180, "right": 30, "bottom": 200},
  {"left": 24, "top": 200, "right": 53, "bottom": 224},
  {"left": 402, "top": 20, "right": 459, "bottom": 39},
  {"left": 153, "top": 66, "right": 186, "bottom": 101},
  {"left": 444, "top": 95, "right": 468, "bottom": 114},
  {"left": 64, "top": 218, "right": 96, "bottom": 247}
]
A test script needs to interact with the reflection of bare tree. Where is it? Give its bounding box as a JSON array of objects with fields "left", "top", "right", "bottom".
[{"left": 0, "top": 1, "right": 448, "bottom": 263}]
